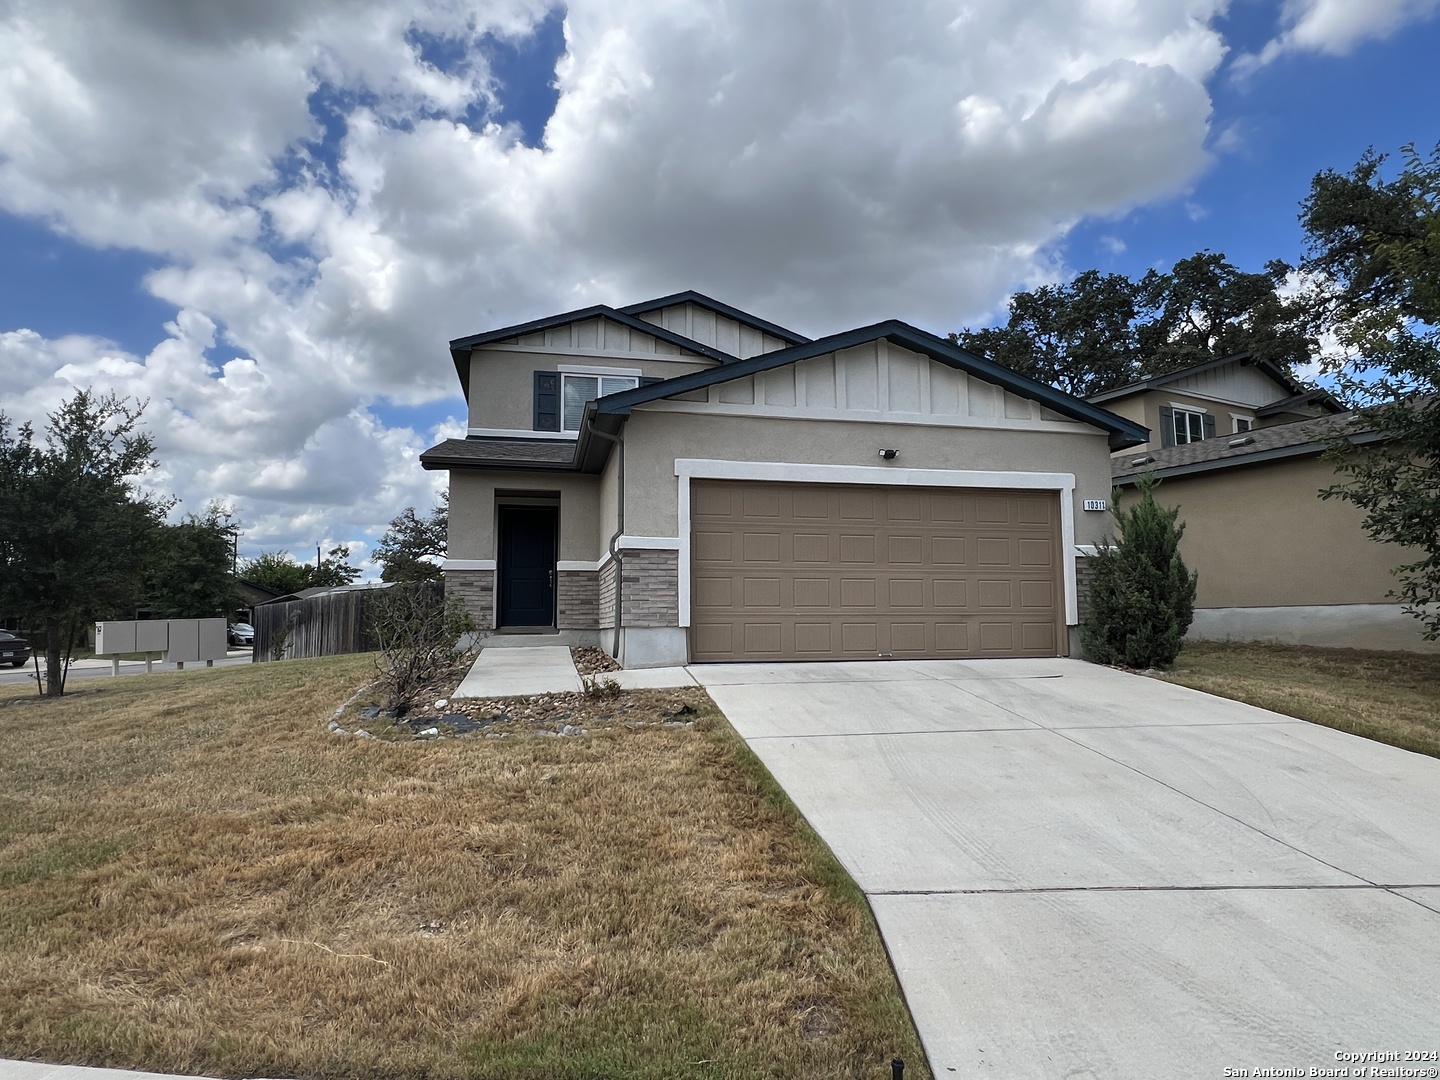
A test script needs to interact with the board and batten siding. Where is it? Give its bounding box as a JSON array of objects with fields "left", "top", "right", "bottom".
[
  {"left": 646, "top": 339, "right": 1083, "bottom": 427},
  {"left": 635, "top": 301, "right": 793, "bottom": 359}
]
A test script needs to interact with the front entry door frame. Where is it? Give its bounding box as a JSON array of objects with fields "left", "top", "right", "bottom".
[{"left": 497, "top": 502, "right": 558, "bottom": 629}]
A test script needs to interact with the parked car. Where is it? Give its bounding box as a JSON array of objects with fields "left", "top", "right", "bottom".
[
  {"left": 0, "top": 629, "right": 31, "bottom": 667},
  {"left": 228, "top": 622, "right": 255, "bottom": 647}
]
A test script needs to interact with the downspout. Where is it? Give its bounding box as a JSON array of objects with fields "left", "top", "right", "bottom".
[{"left": 587, "top": 423, "right": 625, "bottom": 659}]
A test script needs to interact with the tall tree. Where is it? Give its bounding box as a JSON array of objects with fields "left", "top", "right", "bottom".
[
  {"left": 0, "top": 391, "right": 171, "bottom": 696},
  {"left": 1293, "top": 143, "right": 1440, "bottom": 638},
  {"left": 1135, "top": 251, "right": 1312, "bottom": 374},
  {"left": 147, "top": 504, "right": 242, "bottom": 619},
  {"left": 951, "top": 270, "right": 1141, "bottom": 397},
  {"left": 240, "top": 545, "right": 360, "bottom": 594},
  {"left": 374, "top": 493, "right": 447, "bottom": 582},
  {"left": 953, "top": 253, "right": 1311, "bottom": 396}
]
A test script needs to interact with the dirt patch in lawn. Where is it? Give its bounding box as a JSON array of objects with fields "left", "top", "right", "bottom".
[
  {"left": 0, "top": 655, "right": 928, "bottom": 1080},
  {"left": 1161, "top": 640, "right": 1440, "bottom": 759}
]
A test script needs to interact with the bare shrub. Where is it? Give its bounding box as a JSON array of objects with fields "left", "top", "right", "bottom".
[{"left": 369, "top": 583, "right": 476, "bottom": 713}]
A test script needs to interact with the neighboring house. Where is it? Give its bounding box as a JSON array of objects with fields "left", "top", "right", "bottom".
[
  {"left": 420, "top": 291, "right": 1146, "bottom": 667},
  {"left": 1087, "top": 352, "right": 1343, "bottom": 454},
  {"left": 1111, "top": 411, "right": 1437, "bottom": 653}
]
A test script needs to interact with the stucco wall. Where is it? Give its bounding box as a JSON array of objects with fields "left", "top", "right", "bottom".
[
  {"left": 466, "top": 347, "right": 714, "bottom": 431},
  {"left": 1137, "top": 454, "right": 1414, "bottom": 608},
  {"left": 447, "top": 470, "right": 604, "bottom": 561},
  {"left": 617, "top": 408, "right": 1118, "bottom": 545}
]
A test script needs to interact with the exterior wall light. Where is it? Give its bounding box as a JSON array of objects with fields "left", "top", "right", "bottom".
[{"left": 878, "top": 448, "right": 898, "bottom": 460}]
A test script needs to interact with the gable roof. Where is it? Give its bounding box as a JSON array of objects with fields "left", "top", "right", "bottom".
[
  {"left": 1111, "top": 412, "right": 1381, "bottom": 483},
  {"left": 619, "top": 291, "right": 811, "bottom": 346},
  {"left": 585, "top": 320, "right": 1149, "bottom": 455},
  {"left": 446, "top": 304, "right": 740, "bottom": 398},
  {"left": 1085, "top": 352, "right": 1332, "bottom": 407}
]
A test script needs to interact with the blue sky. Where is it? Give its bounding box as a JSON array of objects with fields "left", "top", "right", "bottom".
[{"left": 1, "top": 0, "right": 1436, "bottom": 570}]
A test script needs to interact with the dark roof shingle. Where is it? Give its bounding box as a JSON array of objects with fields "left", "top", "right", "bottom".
[
  {"left": 1112, "top": 414, "right": 1367, "bottom": 481},
  {"left": 419, "top": 438, "right": 577, "bottom": 471}
]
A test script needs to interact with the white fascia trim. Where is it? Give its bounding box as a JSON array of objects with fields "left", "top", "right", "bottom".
[
  {"left": 444, "top": 559, "right": 496, "bottom": 571},
  {"left": 673, "top": 459, "right": 1079, "bottom": 628},
  {"left": 557, "top": 364, "right": 643, "bottom": 376},
  {"left": 617, "top": 534, "right": 682, "bottom": 550},
  {"left": 483, "top": 344, "right": 704, "bottom": 363},
  {"left": 467, "top": 427, "right": 578, "bottom": 441},
  {"left": 1170, "top": 401, "right": 1207, "bottom": 413},
  {"left": 1075, "top": 544, "right": 1100, "bottom": 557},
  {"left": 640, "top": 399, "right": 1095, "bottom": 436}
]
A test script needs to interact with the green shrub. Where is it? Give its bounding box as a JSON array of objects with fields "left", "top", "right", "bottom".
[{"left": 1080, "top": 473, "right": 1198, "bottom": 669}]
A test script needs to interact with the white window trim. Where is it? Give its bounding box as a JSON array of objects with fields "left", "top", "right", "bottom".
[
  {"left": 1168, "top": 401, "right": 1208, "bottom": 412},
  {"left": 672, "top": 459, "right": 1080, "bottom": 629},
  {"left": 1169, "top": 405, "right": 1207, "bottom": 445},
  {"left": 1230, "top": 413, "right": 1254, "bottom": 433},
  {"left": 556, "top": 364, "right": 644, "bottom": 376}
]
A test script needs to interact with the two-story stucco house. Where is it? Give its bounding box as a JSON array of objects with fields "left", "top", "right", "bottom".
[
  {"left": 1087, "top": 354, "right": 1433, "bottom": 653},
  {"left": 421, "top": 292, "right": 1147, "bottom": 667}
]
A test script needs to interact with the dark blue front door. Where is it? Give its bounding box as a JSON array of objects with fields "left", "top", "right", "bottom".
[{"left": 498, "top": 505, "right": 557, "bottom": 627}]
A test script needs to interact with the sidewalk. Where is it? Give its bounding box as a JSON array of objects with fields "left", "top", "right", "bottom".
[
  {"left": 453, "top": 645, "right": 695, "bottom": 697},
  {"left": 0, "top": 1061, "right": 275, "bottom": 1080}
]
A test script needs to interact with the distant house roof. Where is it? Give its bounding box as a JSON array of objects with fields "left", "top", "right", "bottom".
[
  {"left": 1112, "top": 412, "right": 1380, "bottom": 483},
  {"left": 1085, "top": 352, "right": 1341, "bottom": 411},
  {"left": 257, "top": 581, "right": 397, "bottom": 605},
  {"left": 619, "top": 290, "right": 811, "bottom": 346}
]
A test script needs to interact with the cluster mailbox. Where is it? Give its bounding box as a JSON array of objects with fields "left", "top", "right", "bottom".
[{"left": 93, "top": 618, "right": 229, "bottom": 674}]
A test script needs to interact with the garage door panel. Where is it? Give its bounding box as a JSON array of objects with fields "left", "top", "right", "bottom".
[
  {"left": 690, "top": 480, "right": 1063, "bottom": 662},
  {"left": 794, "top": 577, "right": 831, "bottom": 607},
  {"left": 795, "top": 623, "right": 833, "bottom": 653},
  {"left": 976, "top": 537, "right": 1012, "bottom": 565},
  {"left": 793, "top": 533, "right": 830, "bottom": 562},
  {"left": 888, "top": 535, "right": 923, "bottom": 563},
  {"left": 842, "top": 623, "right": 879, "bottom": 653},
  {"left": 933, "top": 536, "right": 967, "bottom": 565},
  {"left": 1019, "top": 538, "right": 1054, "bottom": 566}
]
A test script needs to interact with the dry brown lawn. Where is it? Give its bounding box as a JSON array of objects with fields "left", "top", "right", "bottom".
[
  {"left": 0, "top": 657, "right": 928, "bottom": 1080},
  {"left": 1161, "top": 640, "right": 1440, "bottom": 759}
]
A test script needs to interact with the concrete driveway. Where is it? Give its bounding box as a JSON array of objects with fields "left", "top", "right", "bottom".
[{"left": 692, "top": 658, "right": 1440, "bottom": 1078}]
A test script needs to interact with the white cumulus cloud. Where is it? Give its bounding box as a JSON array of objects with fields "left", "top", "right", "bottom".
[
  {"left": 1235, "top": 0, "right": 1440, "bottom": 72},
  {"left": 0, "top": 0, "right": 1235, "bottom": 562}
]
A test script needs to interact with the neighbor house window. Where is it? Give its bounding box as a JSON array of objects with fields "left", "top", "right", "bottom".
[
  {"left": 1172, "top": 408, "right": 1206, "bottom": 445},
  {"left": 561, "top": 373, "right": 639, "bottom": 431},
  {"left": 1233, "top": 416, "right": 1253, "bottom": 433}
]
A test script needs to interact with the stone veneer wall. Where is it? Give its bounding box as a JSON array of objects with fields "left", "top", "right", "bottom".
[
  {"left": 598, "top": 558, "right": 617, "bottom": 629},
  {"left": 1074, "top": 555, "right": 1094, "bottom": 629},
  {"left": 620, "top": 549, "right": 679, "bottom": 628},
  {"left": 557, "top": 570, "right": 599, "bottom": 629},
  {"left": 446, "top": 569, "right": 494, "bottom": 630}
]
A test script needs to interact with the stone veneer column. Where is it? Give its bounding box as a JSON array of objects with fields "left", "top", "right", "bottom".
[
  {"left": 619, "top": 549, "right": 679, "bottom": 627},
  {"left": 598, "top": 558, "right": 618, "bottom": 629},
  {"left": 444, "top": 569, "right": 494, "bottom": 630},
  {"left": 557, "top": 570, "right": 599, "bottom": 629}
]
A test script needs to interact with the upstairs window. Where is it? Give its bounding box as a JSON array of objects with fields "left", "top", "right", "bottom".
[
  {"left": 1234, "top": 416, "right": 1253, "bottom": 433},
  {"left": 561, "top": 373, "right": 639, "bottom": 431},
  {"left": 1159, "top": 405, "right": 1216, "bottom": 448}
]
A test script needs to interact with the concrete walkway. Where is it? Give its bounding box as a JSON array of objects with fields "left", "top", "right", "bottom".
[
  {"left": 692, "top": 657, "right": 1440, "bottom": 1078},
  {"left": 453, "top": 646, "right": 694, "bottom": 697},
  {"left": 0, "top": 1063, "right": 264, "bottom": 1080}
]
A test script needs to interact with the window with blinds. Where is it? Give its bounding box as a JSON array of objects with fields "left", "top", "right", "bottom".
[{"left": 561, "top": 374, "right": 639, "bottom": 431}]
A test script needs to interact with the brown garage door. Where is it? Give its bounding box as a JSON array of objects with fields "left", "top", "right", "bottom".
[{"left": 689, "top": 480, "right": 1064, "bottom": 662}]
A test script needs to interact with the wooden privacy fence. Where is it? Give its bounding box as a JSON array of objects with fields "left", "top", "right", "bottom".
[{"left": 252, "top": 582, "right": 444, "bottom": 661}]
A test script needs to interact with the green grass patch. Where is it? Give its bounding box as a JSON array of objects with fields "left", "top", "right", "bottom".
[{"left": 1162, "top": 640, "right": 1440, "bottom": 758}]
